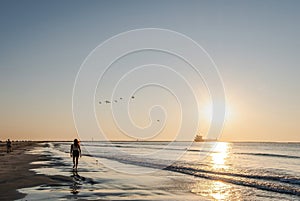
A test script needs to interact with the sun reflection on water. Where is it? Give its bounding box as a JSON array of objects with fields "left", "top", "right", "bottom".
[
  {"left": 210, "top": 181, "right": 229, "bottom": 200},
  {"left": 191, "top": 179, "right": 241, "bottom": 201},
  {"left": 190, "top": 142, "right": 242, "bottom": 200},
  {"left": 211, "top": 142, "right": 229, "bottom": 169}
]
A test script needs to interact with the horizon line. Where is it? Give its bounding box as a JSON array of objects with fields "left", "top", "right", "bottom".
[{"left": 2, "top": 140, "right": 299, "bottom": 143}]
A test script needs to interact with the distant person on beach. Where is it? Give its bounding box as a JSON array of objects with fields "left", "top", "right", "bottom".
[
  {"left": 70, "top": 139, "right": 81, "bottom": 170},
  {"left": 6, "top": 139, "right": 12, "bottom": 153}
]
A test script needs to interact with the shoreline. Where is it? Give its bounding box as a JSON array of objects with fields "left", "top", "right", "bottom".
[
  {"left": 1, "top": 141, "right": 298, "bottom": 200},
  {"left": 0, "top": 142, "right": 72, "bottom": 200},
  {"left": 15, "top": 142, "right": 204, "bottom": 200},
  {"left": 0, "top": 141, "right": 41, "bottom": 200},
  {"left": 1, "top": 141, "right": 200, "bottom": 200}
]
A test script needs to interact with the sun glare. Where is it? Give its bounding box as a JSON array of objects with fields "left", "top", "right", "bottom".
[
  {"left": 211, "top": 142, "right": 229, "bottom": 169},
  {"left": 202, "top": 103, "right": 213, "bottom": 122},
  {"left": 225, "top": 103, "right": 233, "bottom": 122},
  {"left": 200, "top": 102, "right": 233, "bottom": 123}
]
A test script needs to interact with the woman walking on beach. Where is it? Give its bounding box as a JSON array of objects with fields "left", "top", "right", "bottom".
[
  {"left": 6, "top": 139, "right": 12, "bottom": 153},
  {"left": 70, "top": 139, "right": 81, "bottom": 170}
]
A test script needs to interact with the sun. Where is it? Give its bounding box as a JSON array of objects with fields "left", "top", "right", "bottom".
[
  {"left": 225, "top": 103, "right": 233, "bottom": 122},
  {"left": 200, "top": 101, "right": 233, "bottom": 123},
  {"left": 202, "top": 103, "right": 212, "bottom": 122}
]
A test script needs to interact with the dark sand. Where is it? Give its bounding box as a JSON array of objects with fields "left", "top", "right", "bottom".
[{"left": 0, "top": 142, "right": 71, "bottom": 200}]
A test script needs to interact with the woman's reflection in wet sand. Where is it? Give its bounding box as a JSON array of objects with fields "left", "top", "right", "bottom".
[{"left": 71, "top": 170, "right": 81, "bottom": 195}]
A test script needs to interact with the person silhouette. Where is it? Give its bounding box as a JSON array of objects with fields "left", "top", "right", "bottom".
[
  {"left": 6, "top": 139, "right": 12, "bottom": 153},
  {"left": 70, "top": 139, "right": 81, "bottom": 170}
]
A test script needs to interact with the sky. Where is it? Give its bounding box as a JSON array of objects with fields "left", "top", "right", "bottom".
[{"left": 0, "top": 0, "right": 299, "bottom": 141}]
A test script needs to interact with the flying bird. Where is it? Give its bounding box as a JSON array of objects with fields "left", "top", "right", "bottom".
[{"left": 105, "top": 100, "right": 111, "bottom": 104}]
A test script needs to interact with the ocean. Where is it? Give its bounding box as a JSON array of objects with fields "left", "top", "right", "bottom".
[{"left": 19, "top": 141, "right": 300, "bottom": 200}]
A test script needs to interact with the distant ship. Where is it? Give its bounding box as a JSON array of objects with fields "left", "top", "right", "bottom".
[
  {"left": 194, "top": 134, "right": 217, "bottom": 142},
  {"left": 194, "top": 134, "right": 204, "bottom": 142}
]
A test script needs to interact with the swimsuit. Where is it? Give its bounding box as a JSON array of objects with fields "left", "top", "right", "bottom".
[{"left": 72, "top": 144, "right": 80, "bottom": 157}]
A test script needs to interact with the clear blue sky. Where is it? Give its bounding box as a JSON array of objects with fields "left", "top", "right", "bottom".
[{"left": 0, "top": 0, "right": 299, "bottom": 141}]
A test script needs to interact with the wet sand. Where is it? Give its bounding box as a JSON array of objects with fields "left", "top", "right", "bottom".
[
  {"left": 14, "top": 142, "right": 204, "bottom": 200},
  {"left": 0, "top": 142, "right": 71, "bottom": 200},
  {"left": 0, "top": 142, "right": 206, "bottom": 200}
]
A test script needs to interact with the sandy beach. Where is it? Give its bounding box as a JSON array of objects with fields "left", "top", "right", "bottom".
[
  {"left": 0, "top": 142, "right": 203, "bottom": 200},
  {"left": 0, "top": 141, "right": 39, "bottom": 200},
  {"left": 0, "top": 142, "right": 72, "bottom": 200}
]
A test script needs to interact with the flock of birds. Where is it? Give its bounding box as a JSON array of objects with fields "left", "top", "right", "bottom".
[
  {"left": 98, "top": 95, "right": 160, "bottom": 122},
  {"left": 98, "top": 96, "right": 134, "bottom": 104}
]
